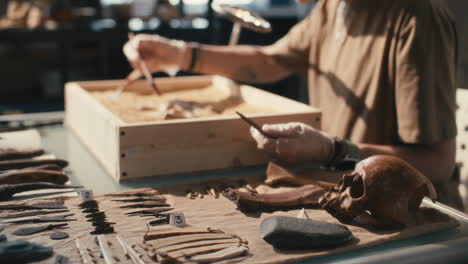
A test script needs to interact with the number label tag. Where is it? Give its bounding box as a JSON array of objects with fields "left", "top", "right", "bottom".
[
  {"left": 79, "top": 189, "right": 94, "bottom": 202},
  {"left": 169, "top": 212, "right": 187, "bottom": 227}
]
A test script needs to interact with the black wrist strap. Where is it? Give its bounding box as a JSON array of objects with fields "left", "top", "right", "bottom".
[
  {"left": 188, "top": 42, "right": 200, "bottom": 72},
  {"left": 326, "top": 137, "right": 360, "bottom": 171}
]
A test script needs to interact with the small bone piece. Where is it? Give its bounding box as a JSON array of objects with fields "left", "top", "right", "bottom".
[
  {"left": 116, "top": 236, "right": 145, "bottom": 264},
  {"left": 297, "top": 208, "right": 310, "bottom": 219},
  {"left": 188, "top": 245, "right": 249, "bottom": 263},
  {"left": 75, "top": 239, "right": 93, "bottom": 264},
  {"left": 209, "top": 187, "right": 219, "bottom": 198},
  {"left": 97, "top": 235, "right": 116, "bottom": 264}
]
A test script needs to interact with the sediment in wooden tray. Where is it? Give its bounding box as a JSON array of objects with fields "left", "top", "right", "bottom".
[{"left": 91, "top": 84, "right": 276, "bottom": 123}]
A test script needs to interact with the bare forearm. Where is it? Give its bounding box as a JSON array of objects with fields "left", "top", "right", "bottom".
[
  {"left": 193, "top": 44, "right": 291, "bottom": 83},
  {"left": 357, "top": 139, "right": 456, "bottom": 184}
]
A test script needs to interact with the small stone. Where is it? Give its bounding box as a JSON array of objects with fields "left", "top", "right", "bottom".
[
  {"left": 50, "top": 232, "right": 69, "bottom": 240},
  {"left": 260, "top": 216, "right": 353, "bottom": 249},
  {"left": 55, "top": 255, "right": 71, "bottom": 264},
  {"left": 0, "top": 234, "right": 6, "bottom": 243}
]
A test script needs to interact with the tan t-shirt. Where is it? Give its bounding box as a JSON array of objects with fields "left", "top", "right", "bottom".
[{"left": 265, "top": 0, "right": 458, "bottom": 145}]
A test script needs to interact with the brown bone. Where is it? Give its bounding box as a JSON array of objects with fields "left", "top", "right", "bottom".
[
  {"left": 0, "top": 182, "right": 82, "bottom": 201},
  {"left": 0, "top": 149, "right": 45, "bottom": 161},
  {"left": 319, "top": 155, "right": 437, "bottom": 229},
  {"left": 0, "top": 169, "right": 69, "bottom": 185},
  {"left": 144, "top": 228, "right": 223, "bottom": 241},
  {"left": 222, "top": 185, "right": 326, "bottom": 213},
  {"left": 0, "top": 158, "right": 68, "bottom": 170}
]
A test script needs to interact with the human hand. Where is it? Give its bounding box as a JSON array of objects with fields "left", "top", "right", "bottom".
[
  {"left": 250, "top": 122, "right": 334, "bottom": 164},
  {"left": 123, "top": 34, "right": 187, "bottom": 81}
]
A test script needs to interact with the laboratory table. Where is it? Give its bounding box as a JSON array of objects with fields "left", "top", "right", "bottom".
[{"left": 2, "top": 112, "right": 468, "bottom": 264}]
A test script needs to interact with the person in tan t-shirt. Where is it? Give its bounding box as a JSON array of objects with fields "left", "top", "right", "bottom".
[{"left": 123, "top": 0, "right": 462, "bottom": 209}]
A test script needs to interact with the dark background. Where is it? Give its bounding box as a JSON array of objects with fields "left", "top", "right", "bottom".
[{"left": 0, "top": 0, "right": 466, "bottom": 114}]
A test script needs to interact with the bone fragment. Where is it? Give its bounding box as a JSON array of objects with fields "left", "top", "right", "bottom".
[
  {"left": 116, "top": 236, "right": 145, "bottom": 264},
  {"left": 5, "top": 213, "right": 75, "bottom": 224},
  {"left": 222, "top": 185, "right": 326, "bottom": 212},
  {"left": 147, "top": 233, "right": 235, "bottom": 248},
  {"left": 97, "top": 235, "right": 116, "bottom": 264},
  {"left": 188, "top": 245, "right": 249, "bottom": 263},
  {"left": 266, "top": 162, "right": 336, "bottom": 189},
  {"left": 119, "top": 202, "right": 171, "bottom": 209},
  {"left": 104, "top": 188, "right": 160, "bottom": 197},
  {"left": 0, "top": 209, "right": 68, "bottom": 219},
  {"left": 12, "top": 223, "right": 68, "bottom": 236},
  {"left": 111, "top": 197, "right": 165, "bottom": 203},
  {"left": 158, "top": 238, "right": 241, "bottom": 253},
  {"left": 209, "top": 187, "right": 219, "bottom": 198},
  {"left": 144, "top": 228, "right": 222, "bottom": 241},
  {"left": 0, "top": 182, "right": 82, "bottom": 201},
  {"left": 0, "top": 169, "right": 69, "bottom": 185},
  {"left": 0, "top": 201, "right": 66, "bottom": 210},
  {"left": 186, "top": 191, "right": 194, "bottom": 199},
  {"left": 158, "top": 243, "right": 239, "bottom": 260},
  {"left": 0, "top": 158, "right": 68, "bottom": 170},
  {"left": 75, "top": 239, "right": 93, "bottom": 264}
]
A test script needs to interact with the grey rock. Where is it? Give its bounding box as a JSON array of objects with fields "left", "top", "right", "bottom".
[
  {"left": 0, "top": 240, "right": 53, "bottom": 263},
  {"left": 260, "top": 216, "right": 353, "bottom": 249},
  {"left": 55, "top": 255, "right": 71, "bottom": 264}
]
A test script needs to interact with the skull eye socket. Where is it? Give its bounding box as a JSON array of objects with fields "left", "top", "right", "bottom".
[{"left": 350, "top": 176, "right": 364, "bottom": 198}]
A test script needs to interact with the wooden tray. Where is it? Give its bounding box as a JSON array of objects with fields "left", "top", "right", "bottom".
[{"left": 65, "top": 75, "right": 321, "bottom": 182}]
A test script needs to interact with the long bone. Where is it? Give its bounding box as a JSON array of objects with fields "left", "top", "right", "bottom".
[
  {"left": 222, "top": 185, "right": 326, "bottom": 213},
  {"left": 116, "top": 236, "right": 145, "bottom": 264},
  {"left": 0, "top": 169, "right": 69, "bottom": 185},
  {"left": 75, "top": 239, "right": 94, "bottom": 264},
  {"left": 97, "top": 235, "right": 116, "bottom": 264}
]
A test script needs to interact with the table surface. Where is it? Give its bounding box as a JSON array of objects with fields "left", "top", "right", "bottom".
[{"left": 23, "top": 122, "right": 468, "bottom": 264}]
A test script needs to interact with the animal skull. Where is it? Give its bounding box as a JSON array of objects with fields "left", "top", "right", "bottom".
[{"left": 318, "top": 155, "right": 437, "bottom": 229}]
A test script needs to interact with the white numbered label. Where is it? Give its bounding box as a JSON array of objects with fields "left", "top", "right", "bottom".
[
  {"left": 169, "top": 212, "right": 187, "bottom": 227},
  {"left": 79, "top": 189, "right": 94, "bottom": 202}
]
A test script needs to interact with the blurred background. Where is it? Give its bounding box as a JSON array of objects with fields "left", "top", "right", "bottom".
[{"left": 0, "top": 0, "right": 466, "bottom": 114}]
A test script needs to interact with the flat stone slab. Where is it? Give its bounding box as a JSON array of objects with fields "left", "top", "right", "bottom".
[{"left": 260, "top": 216, "right": 353, "bottom": 249}]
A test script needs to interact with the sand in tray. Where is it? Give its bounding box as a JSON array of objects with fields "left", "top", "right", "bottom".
[{"left": 91, "top": 85, "right": 276, "bottom": 123}]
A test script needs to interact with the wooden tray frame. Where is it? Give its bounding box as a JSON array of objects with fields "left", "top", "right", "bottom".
[{"left": 65, "top": 75, "right": 321, "bottom": 182}]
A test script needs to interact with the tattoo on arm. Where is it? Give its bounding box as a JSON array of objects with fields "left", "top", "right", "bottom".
[{"left": 234, "top": 66, "right": 257, "bottom": 82}]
